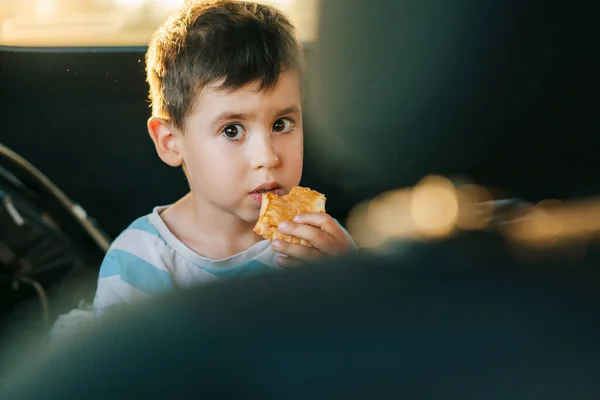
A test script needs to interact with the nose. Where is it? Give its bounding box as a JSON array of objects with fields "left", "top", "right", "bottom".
[{"left": 249, "top": 132, "right": 280, "bottom": 170}]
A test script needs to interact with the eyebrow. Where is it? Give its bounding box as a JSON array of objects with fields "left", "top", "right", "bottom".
[
  {"left": 211, "top": 112, "right": 251, "bottom": 126},
  {"left": 210, "top": 105, "right": 301, "bottom": 126},
  {"left": 275, "top": 105, "right": 301, "bottom": 117}
]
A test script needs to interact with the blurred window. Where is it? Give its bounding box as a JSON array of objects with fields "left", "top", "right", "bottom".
[{"left": 0, "top": 0, "right": 319, "bottom": 47}]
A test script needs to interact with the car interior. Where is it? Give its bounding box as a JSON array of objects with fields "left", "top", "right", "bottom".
[{"left": 1, "top": 0, "right": 600, "bottom": 397}]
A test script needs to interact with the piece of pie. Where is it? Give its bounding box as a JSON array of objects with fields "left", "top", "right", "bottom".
[{"left": 253, "top": 186, "right": 326, "bottom": 245}]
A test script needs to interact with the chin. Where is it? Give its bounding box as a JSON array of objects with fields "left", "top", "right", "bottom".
[{"left": 238, "top": 209, "right": 261, "bottom": 225}]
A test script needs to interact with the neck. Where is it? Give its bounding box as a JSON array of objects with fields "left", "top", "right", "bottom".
[
  {"left": 162, "top": 192, "right": 262, "bottom": 259},
  {"left": 192, "top": 193, "right": 258, "bottom": 240}
]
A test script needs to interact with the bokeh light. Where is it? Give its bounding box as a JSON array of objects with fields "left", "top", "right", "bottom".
[{"left": 348, "top": 174, "right": 600, "bottom": 254}]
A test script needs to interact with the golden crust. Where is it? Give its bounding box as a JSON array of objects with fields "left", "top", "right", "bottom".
[{"left": 253, "top": 186, "right": 326, "bottom": 245}]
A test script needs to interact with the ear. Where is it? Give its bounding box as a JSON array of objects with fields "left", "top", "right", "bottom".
[{"left": 147, "top": 117, "right": 183, "bottom": 167}]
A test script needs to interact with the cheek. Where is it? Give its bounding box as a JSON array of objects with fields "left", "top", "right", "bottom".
[
  {"left": 181, "top": 139, "right": 206, "bottom": 171},
  {"left": 279, "top": 134, "right": 304, "bottom": 181},
  {"left": 291, "top": 134, "right": 304, "bottom": 167},
  {"left": 281, "top": 133, "right": 303, "bottom": 160},
  {"left": 182, "top": 139, "right": 242, "bottom": 182}
]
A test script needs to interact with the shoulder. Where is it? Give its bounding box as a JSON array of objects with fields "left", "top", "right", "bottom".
[
  {"left": 105, "top": 214, "right": 168, "bottom": 269},
  {"left": 110, "top": 207, "right": 172, "bottom": 255},
  {"left": 98, "top": 212, "right": 176, "bottom": 296}
]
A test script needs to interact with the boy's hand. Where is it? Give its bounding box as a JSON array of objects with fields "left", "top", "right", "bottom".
[{"left": 271, "top": 213, "right": 355, "bottom": 267}]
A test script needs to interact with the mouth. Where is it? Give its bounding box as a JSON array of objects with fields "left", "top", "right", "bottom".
[
  {"left": 251, "top": 182, "right": 283, "bottom": 194},
  {"left": 250, "top": 182, "right": 285, "bottom": 203}
]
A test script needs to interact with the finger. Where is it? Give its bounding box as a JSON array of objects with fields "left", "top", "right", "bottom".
[
  {"left": 277, "top": 222, "right": 340, "bottom": 254},
  {"left": 276, "top": 255, "right": 303, "bottom": 268},
  {"left": 272, "top": 239, "right": 323, "bottom": 261},
  {"left": 293, "top": 213, "right": 347, "bottom": 242}
]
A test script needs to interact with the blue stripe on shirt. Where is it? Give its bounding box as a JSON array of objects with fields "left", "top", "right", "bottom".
[
  {"left": 98, "top": 253, "right": 120, "bottom": 278},
  {"left": 100, "top": 249, "right": 175, "bottom": 295},
  {"left": 200, "top": 259, "right": 275, "bottom": 279},
  {"left": 128, "top": 216, "right": 162, "bottom": 238}
]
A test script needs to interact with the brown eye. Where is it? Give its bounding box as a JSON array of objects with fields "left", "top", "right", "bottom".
[
  {"left": 273, "top": 118, "right": 294, "bottom": 133},
  {"left": 221, "top": 124, "right": 246, "bottom": 140}
]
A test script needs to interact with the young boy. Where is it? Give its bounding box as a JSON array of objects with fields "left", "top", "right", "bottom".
[{"left": 92, "top": 0, "right": 355, "bottom": 315}]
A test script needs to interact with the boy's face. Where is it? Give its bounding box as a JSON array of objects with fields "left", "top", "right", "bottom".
[{"left": 159, "top": 70, "right": 304, "bottom": 224}]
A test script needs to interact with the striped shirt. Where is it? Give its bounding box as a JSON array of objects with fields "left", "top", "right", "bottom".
[{"left": 93, "top": 205, "right": 282, "bottom": 316}]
